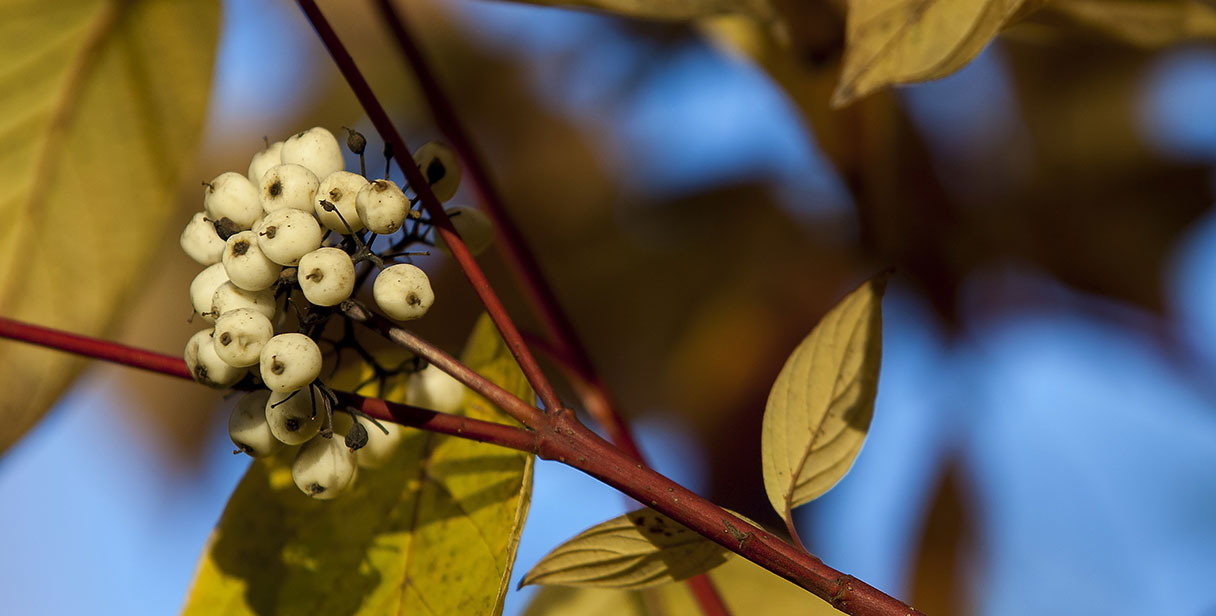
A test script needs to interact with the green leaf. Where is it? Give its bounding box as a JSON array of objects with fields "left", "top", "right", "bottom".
[
  {"left": 523, "top": 554, "right": 839, "bottom": 615},
  {"left": 520, "top": 508, "right": 730, "bottom": 590},
  {"left": 832, "top": 0, "right": 1029, "bottom": 106},
  {"left": 0, "top": 1, "right": 218, "bottom": 452},
  {"left": 761, "top": 272, "right": 888, "bottom": 524},
  {"left": 1040, "top": 0, "right": 1216, "bottom": 47},
  {"left": 183, "top": 314, "right": 534, "bottom": 615},
  {"left": 498, "top": 0, "right": 778, "bottom": 23}
]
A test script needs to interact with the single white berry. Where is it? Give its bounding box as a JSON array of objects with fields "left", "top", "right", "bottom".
[
  {"left": 223, "top": 230, "right": 282, "bottom": 291},
  {"left": 190, "top": 262, "right": 231, "bottom": 322},
  {"left": 211, "top": 281, "right": 277, "bottom": 321},
  {"left": 203, "top": 172, "right": 262, "bottom": 230},
  {"left": 297, "top": 247, "right": 355, "bottom": 306},
  {"left": 292, "top": 434, "right": 357, "bottom": 499},
  {"left": 184, "top": 328, "right": 244, "bottom": 388},
  {"left": 435, "top": 206, "right": 494, "bottom": 257},
  {"left": 373, "top": 263, "right": 434, "bottom": 321},
  {"left": 281, "top": 127, "right": 345, "bottom": 180},
  {"left": 212, "top": 308, "right": 274, "bottom": 367},
  {"left": 260, "top": 163, "right": 320, "bottom": 214},
  {"left": 260, "top": 333, "right": 323, "bottom": 393},
  {"left": 256, "top": 208, "right": 323, "bottom": 266},
  {"left": 354, "top": 416, "right": 405, "bottom": 469},
  {"left": 248, "top": 140, "right": 285, "bottom": 185},
  {"left": 266, "top": 388, "right": 324, "bottom": 445},
  {"left": 356, "top": 179, "right": 409, "bottom": 234},
  {"left": 412, "top": 142, "right": 462, "bottom": 202},
  {"left": 180, "top": 211, "right": 227, "bottom": 265},
  {"left": 228, "top": 390, "right": 281, "bottom": 458},
  {"left": 315, "top": 171, "right": 368, "bottom": 233},
  {"left": 406, "top": 365, "right": 468, "bottom": 414}
]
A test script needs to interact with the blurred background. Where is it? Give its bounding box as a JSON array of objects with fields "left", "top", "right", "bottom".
[{"left": 2, "top": 0, "right": 1216, "bottom": 614}]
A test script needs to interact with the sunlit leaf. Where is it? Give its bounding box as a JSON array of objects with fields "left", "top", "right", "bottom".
[
  {"left": 502, "top": 0, "right": 778, "bottom": 23},
  {"left": 761, "top": 272, "right": 888, "bottom": 523},
  {"left": 183, "top": 314, "right": 534, "bottom": 615},
  {"left": 0, "top": 1, "right": 218, "bottom": 452},
  {"left": 520, "top": 508, "right": 730, "bottom": 590},
  {"left": 1041, "top": 0, "right": 1216, "bottom": 47},
  {"left": 832, "top": 0, "right": 1033, "bottom": 106},
  {"left": 523, "top": 553, "right": 838, "bottom": 615}
]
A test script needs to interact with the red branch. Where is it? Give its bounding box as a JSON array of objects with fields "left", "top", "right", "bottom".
[
  {"left": 295, "top": 0, "right": 562, "bottom": 416},
  {"left": 0, "top": 316, "right": 536, "bottom": 452},
  {"left": 368, "top": 0, "right": 645, "bottom": 463},
  {"left": 0, "top": 314, "right": 922, "bottom": 616}
]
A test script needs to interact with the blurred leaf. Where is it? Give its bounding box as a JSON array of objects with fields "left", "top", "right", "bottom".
[
  {"left": 501, "top": 0, "right": 779, "bottom": 23},
  {"left": 520, "top": 509, "right": 730, "bottom": 590},
  {"left": 761, "top": 273, "right": 887, "bottom": 523},
  {"left": 833, "top": 0, "right": 1035, "bottom": 106},
  {"left": 0, "top": 1, "right": 218, "bottom": 452},
  {"left": 1038, "top": 0, "right": 1216, "bottom": 47},
  {"left": 523, "top": 553, "right": 838, "bottom": 615},
  {"left": 183, "top": 314, "right": 534, "bottom": 615}
]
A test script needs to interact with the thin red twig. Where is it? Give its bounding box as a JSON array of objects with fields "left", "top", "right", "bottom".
[
  {"left": 295, "top": 0, "right": 562, "bottom": 415},
  {"left": 368, "top": 0, "right": 645, "bottom": 462},
  {"left": 0, "top": 316, "right": 537, "bottom": 452}
]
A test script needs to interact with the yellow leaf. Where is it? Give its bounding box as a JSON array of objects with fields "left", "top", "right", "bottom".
[
  {"left": 183, "top": 314, "right": 535, "bottom": 615},
  {"left": 1042, "top": 0, "right": 1216, "bottom": 47},
  {"left": 0, "top": 0, "right": 218, "bottom": 452},
  {"left": 832, "top": 0, "right": 1027, "bottom": 106},
  {"left": 520, "top": 508, "right": 730, "bottom": 590},
  {"left": 523, "top": 554, "right": 838, "bottom": 615},
  {"left": 761, "top": 272, "right": 888, "bottom": 523}
]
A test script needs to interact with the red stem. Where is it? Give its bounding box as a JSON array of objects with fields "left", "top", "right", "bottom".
[
  {"left": 368, "top": 0, "right": 645, "bottom": 462},
  {"left": 0, "top": 316, "right": 922, "bottom": 615},
  {"left": 0, "top": 316, "right": 536, "bottom": 452},
  {"left": 295, "top": 0, "right": 562, "bottom": 415}
]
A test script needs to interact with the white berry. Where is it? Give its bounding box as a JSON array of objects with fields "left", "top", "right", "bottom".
[
  {"left": 211, "top": 281, "right": 277, "bottom": 321},
  {"left": 298, "top": 247, "right": 355, "bottom": 306},
  {"left": 292, "top": 434, "right": 357, "bottom": 499},
  {"left": 228, "top": 390, "right": 281, "bottom": 458},
  {"left": 406, "top": 365, "right": 468, "bottom": 414},
  {"left": 260, "top": 163, "right": 320, "bottom": 214},
  {"left": 282, "top": 127, "right": 344, "bottom": 180},
  {"left": 180, "top": 212, "right": 227, "bottom": 265},
  {"left": 373, "top": 264, "right": 434, "bottom": 321},
  {"left": 356, "top": 179, "right": 409, "bottom": 234},
  {"left": 223, "top": 230, "right": 282, "bottom": 291},
  {"left": 247, "top": 140, "right": 284, "bottom": 185},
  {"left": 436, "top": 206, "right": 494, "bottom": 257},
  {"left": 266, "top": 388, "right": 324, "bottom": 445},
  {"left": 354, "top": 416, "right": 405, "bottom": 469},
  {"left": 315, "top": 171, "right": 368, "bottom": 233},
  {"left": 260, "top": 333, "right": 323, "bottom": 393},
  {"left": 256, "top": 208, "right": 323, "bottom": 266},
  {"left": 203, "top": 172, "right": 262, "bottom": 230},
  {"left": 212, "top": 308, "right": 274, "bottom": 367},
  {"left": 184, "top": 328, "right": 244, "bottom": 388},
  {"left": 412, "top": 142, "right": 462, "bottom": 202},
  {"left": 190, "top": 262, "right": 230, "bottom": 322}
]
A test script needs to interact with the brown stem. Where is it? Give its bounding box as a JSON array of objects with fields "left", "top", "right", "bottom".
[{"left": 295, "top": 0, "right": 562, "bottom": 413}]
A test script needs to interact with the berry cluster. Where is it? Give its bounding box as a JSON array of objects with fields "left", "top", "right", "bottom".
[{"left": 180, "top": 126, "right": 490, "bottom": 499}]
